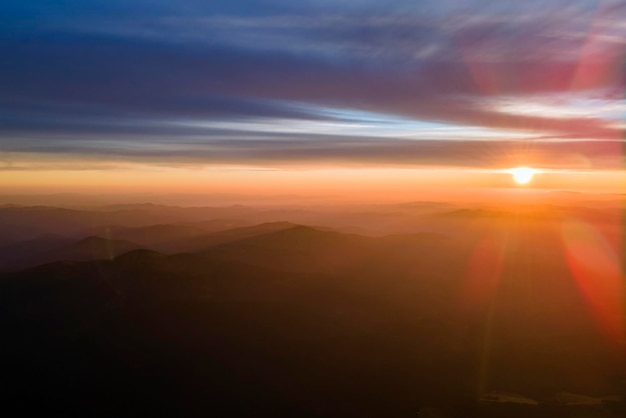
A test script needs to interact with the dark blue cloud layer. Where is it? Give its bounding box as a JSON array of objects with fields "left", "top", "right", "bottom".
[{"left": 1, "top": 0, "right": 624, "bottom": 168}]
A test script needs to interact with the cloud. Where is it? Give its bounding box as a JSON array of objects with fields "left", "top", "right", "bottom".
[
  {"left": 3, "top": 133, "right": 623, "bottom": 170},
  {"left": 0, "top": 0, "right": 624, "bottom": 170}
]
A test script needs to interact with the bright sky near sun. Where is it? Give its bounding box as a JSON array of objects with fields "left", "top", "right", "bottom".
[{"left": 0, "top": 0, "right": 624, "bottom": 194}]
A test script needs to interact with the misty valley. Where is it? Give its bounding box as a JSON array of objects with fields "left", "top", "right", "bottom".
[{"left": 0, "top": 200, "right": 624, "bottom": 417}]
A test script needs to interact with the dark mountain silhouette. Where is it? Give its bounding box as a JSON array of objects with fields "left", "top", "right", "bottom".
[
  {"left": 106, "top": 224, "right": 208, "bottom": 246},
  {"left": 203, "top": 225, "right": 377, "bottom": 274},
  {"left": 0, "top": 202, "right": 624, "bottom": 417},
  {"left": 202, "top": 226, "right": 456, "bottom": 282},
  {"left": 0, "top": 233, "right": 73, "bottom": 270},
  {"left": 152, "top": 221, "right": 302, "bottom": 253},
  {"left": 178, "top": 218, "right": 252, "bottom": 232},
  {"left": 0, "top": 204, "right": 258, "bottom": 243},
  {"left": 2, "top": 236, "right": 142, "bottom": 270},
  {"left": 52, "top": 236, "right": 141, "bottom": 261}
]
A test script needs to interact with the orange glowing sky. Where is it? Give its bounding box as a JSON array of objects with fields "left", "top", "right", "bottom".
[{"left": 2, "top": 163, "right": 626, "bottom": 203}]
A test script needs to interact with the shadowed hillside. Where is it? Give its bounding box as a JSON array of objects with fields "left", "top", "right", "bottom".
[{"left": 0, "top": 202, "right": 624, "bottom": 417}]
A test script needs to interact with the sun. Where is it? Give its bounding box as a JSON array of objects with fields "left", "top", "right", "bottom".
[{"left": 509, "top": 167, "right": 537, "bottom": 185}]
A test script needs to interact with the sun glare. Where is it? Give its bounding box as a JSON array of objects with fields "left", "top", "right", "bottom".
[{"left": 509, "top": 167, "right": 537, "bottom": 185}]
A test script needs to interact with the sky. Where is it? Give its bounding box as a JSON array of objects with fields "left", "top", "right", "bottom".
[{"left": 1, "top": 0, "right": 625, "bottom": 196}]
